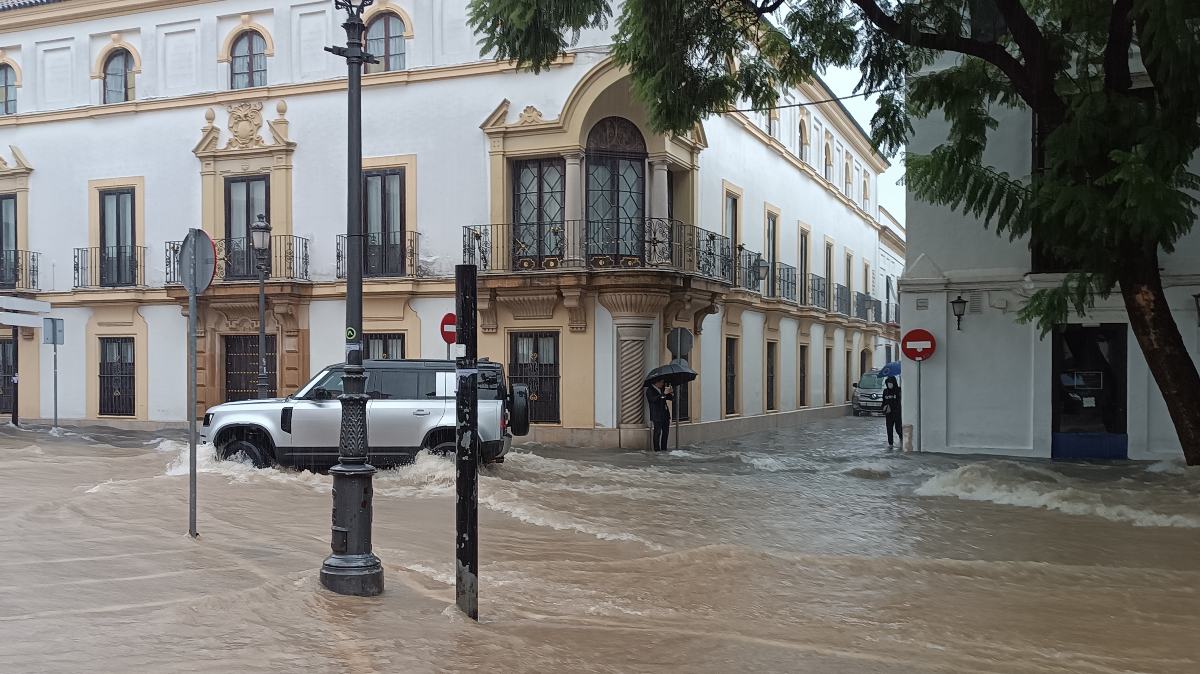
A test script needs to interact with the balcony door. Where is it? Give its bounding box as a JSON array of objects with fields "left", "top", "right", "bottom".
[
  {"left": 766, "top": 212, "right": 778, "bottom": 296},
  {"left": 512, "top": 158, "right": 565, "bottom": 270},
  {"left": 225, "top": 176, "right": 270, "bottom": 280},
  {"left": 586, "top": 116, "right": 646, "bottom": 267},
  {"left": 100, "top": 189, "right": 136, "bottom": 287},
  {"left": 0, "top": 195, "right": 15, "bottom": 289},
  {"left": 364, "top": 168, "right": 407, "bottom": 276}
]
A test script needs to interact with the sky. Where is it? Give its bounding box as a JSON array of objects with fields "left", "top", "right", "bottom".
[{"left": 819, "top": 67, "right": 906, "bottom": 225}]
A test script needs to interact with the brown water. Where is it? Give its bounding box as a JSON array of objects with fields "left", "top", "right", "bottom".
[{"left": 1, "top": 419, "right": 1197, "bottom": 673}]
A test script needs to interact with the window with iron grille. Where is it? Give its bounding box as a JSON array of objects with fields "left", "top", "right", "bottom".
[
  {"left": 0, "top": 337, "right": 13, "bottom": 415},
  {"left": 230, "top": 31, "right": 267, "bottom": 89},
  {"left": 766, "top": 341, "right": 778, "bottom": 411},
  {"left": 509, "top": 332, "right": 560, "bottom": 424},
  {"left": 99, "top": 337, "right": 135, "bottom": 416},
  {"left": 365, "top": 13, "right": 407, "bottom": 73},
  {"left": 725, "top": 337, "right": 738, "bottom": 415},
  {"left": 365, "top": 333, "right": 405, "bottom": 360}
]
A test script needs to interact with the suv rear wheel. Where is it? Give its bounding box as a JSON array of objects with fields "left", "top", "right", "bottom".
[{"left": 223, "top": 439, "right": 274, "bottom": 469}]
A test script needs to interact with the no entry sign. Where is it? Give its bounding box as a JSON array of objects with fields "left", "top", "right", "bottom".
[
  {"left": 902, "top": 328, "right": 937, "bottom": 362},
  {"left": 440, "top": 312, "right": 457, "bottom": 344}
]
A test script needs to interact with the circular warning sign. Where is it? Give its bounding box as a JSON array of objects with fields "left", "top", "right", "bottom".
[
  {"left": 901, "top": 329, "right": 937, "bottom": 362},
  {"left": 345, "top": 327, "right": 357, "bottom": 341},
  {"left": 440, "top": 313, "right": 457, "bottom": 344}
]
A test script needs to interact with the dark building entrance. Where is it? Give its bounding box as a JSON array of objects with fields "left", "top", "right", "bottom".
[
  {"left": 1051, "top": 324, "right": 1128, "bottom": 459},
  {"left": 224, "top": 334, "right": 277, "bottom": 402},
  {"left": 0, "top": 337, "right": 13, "bottom": 415}
]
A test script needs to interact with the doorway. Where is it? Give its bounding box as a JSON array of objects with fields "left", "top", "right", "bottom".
[
  {"left": 1051, "top": 324, "right": 1128, "bottom": 459},
  {"left": 0, "top": 336, "right": 13, "bottom": 414},
  {"left": 224, "top": 334, "right": 277, "bottom": 402}
]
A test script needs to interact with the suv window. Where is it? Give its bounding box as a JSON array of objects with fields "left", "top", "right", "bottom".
[{"left": 367, "top": 370, "right": 438, "bottom": 400}]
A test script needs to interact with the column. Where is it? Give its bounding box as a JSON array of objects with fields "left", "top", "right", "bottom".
[
  {"left": 616, "top": 322, "right": 653, "bottom": 426},
  {"left": 649, "top": 159, "right": 669, "bottom": 220},
  {"left": 564, "top": 151, "right": 584, "bottom": 266},
  {"left": 649, "top": 159, "right": 671, "bottom": 264}
]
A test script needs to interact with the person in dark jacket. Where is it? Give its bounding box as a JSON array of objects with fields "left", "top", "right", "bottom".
[
  {"left": 645, "top": 378, "right": 674, "bottom": 452},
  {"left": 882, "top": 375, "right": 902, "bottom": 448}
]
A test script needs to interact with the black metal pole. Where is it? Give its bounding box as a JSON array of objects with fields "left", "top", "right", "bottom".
[
  {"left": 256, "top": 251, "right": 270, "bottom": 399},
  {"left": 320, "top": 4, "right": 383, "bottom": 597},
  {"left": 455, "top": 264, "right": 479, "bottom": 620},
  {"left": 10, "top": 325, "right": 17, "bottom": 427}
]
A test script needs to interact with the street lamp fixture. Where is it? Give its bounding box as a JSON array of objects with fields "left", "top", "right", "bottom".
[
  {"left": 250, "top": 214, "right": 272, "bottom": 400},
  {"left": 320, "top": 0, "right": 384, "bottom": 597},
  {"left": 950, "top": 294, "right": 968, "bottom": 330},
  {"left": 755, "top": 255, "right": 771, "bottom": 284}
]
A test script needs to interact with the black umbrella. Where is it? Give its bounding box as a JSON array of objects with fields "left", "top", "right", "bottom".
[
  {"left": 644, "top": 360, "right": 697, "bottom": 387},
  {"left": 644, "top": 360, "right": 697, "bottom": 452}
]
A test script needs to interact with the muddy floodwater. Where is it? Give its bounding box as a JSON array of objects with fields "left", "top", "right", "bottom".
[{"left": 1, "top": 419, "right": 1197, "bottom": 673}]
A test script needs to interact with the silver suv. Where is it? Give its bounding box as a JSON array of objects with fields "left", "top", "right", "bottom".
[{"left": 201, "top": 359, "right": 529, "bottom": 469}]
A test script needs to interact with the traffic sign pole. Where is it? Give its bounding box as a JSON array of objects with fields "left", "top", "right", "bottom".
[
  {"left": 179, "top": 228, "right": 216, "bottom": 539},
  {"left": 454, "top": 266, "right": 479, "bottom": 621},
  {"left": 901, "top": 329, "right": 936, "bottom": 453}
]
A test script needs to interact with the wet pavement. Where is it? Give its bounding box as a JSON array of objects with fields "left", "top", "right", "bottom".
[{"left": 0, "top": 418, "right": 1197, "bottom": 673}]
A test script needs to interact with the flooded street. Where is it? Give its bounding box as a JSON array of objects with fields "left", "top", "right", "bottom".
[{"left": 1, "top": 418, "right": 1197, "bottom": 673}]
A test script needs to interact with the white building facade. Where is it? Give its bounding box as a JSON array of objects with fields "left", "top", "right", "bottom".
[
  {"left": 0, "top": 0, "right": 901, "bottom": 446},
  {"left": 903, "top": 90, "right": 1200, "bottom": 461}
]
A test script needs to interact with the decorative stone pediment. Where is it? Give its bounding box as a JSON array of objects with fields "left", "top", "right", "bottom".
[
  {"left": 0, "top": 145, "right": 33, "bottom": 177},
  {"left": 499, "top": 292, "right": 559, "bottom": 321},
  {"left": 517, "top": 105, "right": 544, "bottom": 125},
  {"left": 214, "top": 302, "right": 264, "bottom": 332},
  {"left": 194, "top": 100, "right": 295, "bottom": 157}
]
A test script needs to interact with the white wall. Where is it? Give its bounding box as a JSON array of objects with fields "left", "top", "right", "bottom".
[
  {"left": 37, "top": 307, "right": 89, "bottom": 421},
  {"left": 740, "top": 310, "right": 764, "bottom": 416},
  {"left": 408, "top": 296, "right": 454, "bottom": 359},
  {"left": 142, "top": 305, "right": 187, "bottom": 421},
  {"left": 779, "top": 317, "right": 797, "bottom": 410},
  {"left": 699, "top": 307, "right": 722, "bottom": 422},
  {"left": 308, "top": 299, "right": 344, "bottom": 370}
]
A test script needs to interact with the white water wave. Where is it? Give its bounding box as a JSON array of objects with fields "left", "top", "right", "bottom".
[
  {"left": 916, "top": 461, "right": 1200, "bottom": 528},
  {"left": 162, "top": 439, "right": 330, "bottom": 492}
]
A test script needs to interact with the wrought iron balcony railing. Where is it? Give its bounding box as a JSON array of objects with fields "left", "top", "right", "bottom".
[
  {"left": 0, "top": 249, "right": 40, "bottom": 291},
  {"left": 834, "top": 283, "right": 851, "bottom": 315},
  {"left": 166, "top": 235, "right": 310, "bottom": 284},
  {"left": 886, "top": 301, "right": 900, "bottom": 324},
  {"left": 735, "top": 246, "right": 763, "bottom": 292},
  {"left": 75, "top": 246, "right": 146, "bottom": 288},
  {"left": 770, "top": 262, "right": 797, "bottom": 301},
  {"left": 854, "top": 291, "right": 872, "bottom": 321},
  {"left": 463, "top": 219, "right": 733, "bottom": 284},
  {"left": 809, "top": 273, "right": 827, "bottom": 309},
  {"left": 871, "top": 298, "right": 884, "bottom": 324},
  {"left": 337, "top": 230, "right": 421, "bottom": 279}
]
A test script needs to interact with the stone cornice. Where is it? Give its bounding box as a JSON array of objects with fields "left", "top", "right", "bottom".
[{"left": 598, "top": 290, "right": 671, "bottom": 319}]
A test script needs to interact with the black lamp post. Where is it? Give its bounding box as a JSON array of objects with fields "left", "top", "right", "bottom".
[
  {"left": 250, "top": 214, "right": 272, "bottom": 400},
  {"left": 950, "top": 294, "right": 968, "bottom": 330},
  {"left": 1193, "top": 293, "right": 1200, "bottom": 327},
  {"left": 321, "top": 0, "right": 384, "bottom": 597}
]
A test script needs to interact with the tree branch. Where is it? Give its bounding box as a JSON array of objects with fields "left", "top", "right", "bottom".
[
  {"left": 992, "top": 0, "right": 1067, "bottom": 121},
  {"left": 849, "top": 0, "right": 1037, "bottom": 104},
  {"left": 737, "top": 0, "right": 786, "bottom": 15},
  {"left": 1103, "top": 0, "right": 1134, "bottom": 92}
]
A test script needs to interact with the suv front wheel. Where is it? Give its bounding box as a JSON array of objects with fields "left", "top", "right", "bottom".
[{"left": 222, "top": 439, "right": 274, "bottom": 469}]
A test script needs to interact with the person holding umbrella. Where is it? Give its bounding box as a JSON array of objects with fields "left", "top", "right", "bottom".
[{"left": 645, "top": 376, "right": 674, "bottom": 452}]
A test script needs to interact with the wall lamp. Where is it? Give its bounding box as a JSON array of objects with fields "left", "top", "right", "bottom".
[{"left": 950, "top": 294, "right": 968, "bottom": 330}]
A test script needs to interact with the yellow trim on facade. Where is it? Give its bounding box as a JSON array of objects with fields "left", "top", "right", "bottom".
[
  {"left": 0, "top": 51, "right": 23, "bottom": 86},
  {"left": 218, "top": 17, "right": 277, "bottom": 63},
  {"left": 87, "top": 176, "right": 146, "bottom": 252},
  {"left": 0, "top": 146, "right": 32, "bottom": 254},
  {"left": 363, "top": 2, "right": 416, "bottom": 37},
  {"left": 0, "top": 55, "right": 576, "bottom": 129},
  {"left": 91, "top": 34, "right": 143, "bottom": 79},
  {"left": 721, "top": 180, "right": 744, "bottom": 247}
]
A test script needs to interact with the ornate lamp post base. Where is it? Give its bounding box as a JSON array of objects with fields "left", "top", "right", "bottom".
[{"left": 319, "top": 463, "right": 384, "bottom": 596}]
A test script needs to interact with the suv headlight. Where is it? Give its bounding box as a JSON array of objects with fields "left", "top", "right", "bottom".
[{"left": 203, "top": 413, "right": 213, "bottom": 426}]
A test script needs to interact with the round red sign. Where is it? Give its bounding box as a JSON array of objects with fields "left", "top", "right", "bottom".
[
  {"left": 901, "top": 328, "right": 937, "bottom": 362},
  {"left": 440, "top": 313, "right": 457, "bottom": 344}
]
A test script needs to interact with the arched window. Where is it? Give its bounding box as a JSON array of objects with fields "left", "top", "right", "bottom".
[
  {"left": 0, "top": 64, "right": 15, "bottom": 115},
  {"left": 863, "top": 178, "right": 870, "bottom": 208},
  {"left": 366, "top": 14, "right": 407, "bottom": 73},
  {"left": 103, "top": 49, "right": 135, "bottom": 104},
  {"left": 798, "top": 123, "right": 808, "bottom": 162},
  {"left": 844, "top": 162, "right": 852, "bottom": 194},
  {"left": 823, "top": 143, "right": 832, "bottom": 181},
  {"left": 585, "top": 116, "right": 648, "bottom": 266},
  {"left": 230, "top": 31, "right": 267, "bottom": 89}
]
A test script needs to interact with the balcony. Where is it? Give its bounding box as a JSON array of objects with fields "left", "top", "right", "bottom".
[
  {"left": 463, "top": 219, "right": 733, "bottom": 284},
  {"left": 166, "top": 235, "right": 310, "bottom": 284},
  {"left": 768, "top": 262, "right": 797, "bottom": 302},
  {"left": 74, "top": 246, "right": 146, "bottom": 288},
  {"left": 886, "top": 301, "right": 900, "bottom": 324},
  {"left": 734, "top": 246, "right": 763, "bottom": 292},
  {"left": 0, "top": 250, "right": 41, "bottom": 292},
  {"left": 854, "top": 292, "right": 872, "bottom": 321},
  {"left": 834, "top": 284, "right": 850, "bottom": 315},
  {"left": 337, "top": 230, "right": 421, "bottom": 279},
  {"left": 809, "top": 273, "right": 827, "bottom": 308}
]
